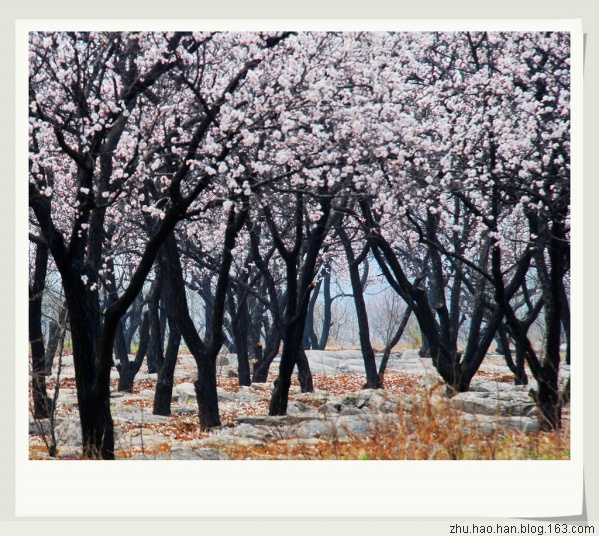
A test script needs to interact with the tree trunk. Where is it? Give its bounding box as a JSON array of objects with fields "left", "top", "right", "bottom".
[
  {"left": 117, "top": 313, "right": 149, "bottom": 392},
  {"left": 44, "top": 302, "right": 68, "bottom": 375},
  {"left": 146, "top": 272, "right": 164, "bottom": 374},
  {"left": 296, "top": 348, "right": 314, "bottom": 393},
  {"left": 194, "top": 351, "right": 221, "bottom": 428},
  {"left": 303, "top": 276, "right": 321, "bottom": 350},
  {"left": 268, "top": 205, "right": 328, "bottom": 413},
  {"left": 252, "top": 330, "right": 281, "bottom": 383},
  {"left": 316, "top": 266, "right": 332, "bottom": 350},
  {"left": 228, "top": 288, "right": 252, "bottom": 386},
  {"left": 124, "top": 291, "right": 145, "bottom": 353},
  {"left": 338, "top": 229, "right": 381, "bottom": 389},
  {"left": 252, "top": 342, "right": 264, "bottom": 380},
  {"left": 378, "top": 306, "right": 412, "bottom": 384},
  {"left": 269, "top": 339, "right": 296, "bottom": 416},
  {"left": 531, "top": 371, "right": 561, "bottom": 431},
  {"left": 153, "top": 321, "right": 181, "bottom": 416},
  {"left": 29, "top": 241, "right": 52, "bottom": 419},
  {"left": 498, "top": 325, "right": 528, "bottom": 385},
  {"left": 66, "top": 285, "right": 115, "bottom": 459}
]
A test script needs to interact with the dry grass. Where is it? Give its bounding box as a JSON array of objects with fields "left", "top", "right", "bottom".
[{"left": 217, "top": 385, "right": 570, "bottom": 461}]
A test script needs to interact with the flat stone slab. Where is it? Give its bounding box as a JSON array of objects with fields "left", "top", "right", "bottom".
[{"left": 236, "top": 415, "right": 287, "bottom": 426}]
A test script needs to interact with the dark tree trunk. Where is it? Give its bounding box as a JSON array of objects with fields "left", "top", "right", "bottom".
[
  {"left": 296, "top": 348, "right": 314, "bottom": 393},
  {"left": 559, "top": 376, "right": 570, "bottom": 407},
  {"left": 418, "top": 332, "right": 430, "bottom": 358},
  {"left": 531, "top": 372, "right": 561, "bottom": 431},
  {"left": 153, "top": 320, "right": 181, "bottom": 416},
  {"left": 513, "top": 344, "right": 528, "bottom": 386},
  {"left": 560, "top": 281, "right": 570, "bottom": 365},
  {"left": 45, "top": 321, "right": 59, "bottom": 375},
  {"left": 66, "top": 280, "right": 115, "bottom": 459},
  {"left": 194, "top": 354, "right": 221, "bottom": 428},
  {"left": 103, "top": 253, "right": 144, "bottom": 393},
  {"left": 252, "top": 330, "right": 281, "bottom": 383},
  {"left": 29, "top": 241, "right": 52, "bottom": 419},
  {"left": 497, "top": 325, "right": 528, "bottom": 386},
  {"left": 146, "top": 272, "right": 164, "bottom": 374},
  {"left": 116, "top": 357, "right": 143, "bottom": 393},
  {"left": 252, "top": 342, "right": 265, "bottom": 380},
  {"left": 247, "top": 222, "right": 285, "bottom": 383},
  {"left": 159, "top": 202, "right": 248, "bottom": 428},
  {"left": 228, "top": 288, "right": 252, "bottom": 386},
  {"left": 197, "top": 274, "right": 216, "bottom": 342},
  {"left": 268, "top": 193, "right": 330, "bottom": 415},
  {"left": 492, "top": 214, "right": 564, "bottom": 430},
  {"left": 269, "top": 337, "right": 296, "bottom": 416},
  {"left": 338, "top": 227, "right": 381, "bottom": 389},
  {"left": 303, "top": 277, "right": 321, "bottom": 350},
  {"left": 158, "top": 233, "right": 220, "bottom": 428},
  {"left": 44, "top": 302, "right": 68, "bottom": 375},
  {"left": 117, "top": 312, "right": 149, "bottom": 392},
  {"left": 530, "top": 219, "right": 566, "bottom": 431},
  {"left": 378, "top": 306, "right": 412, "bottom": 384},
  {"left": 316, "top": 266, "right": 333, "bottom": 350},
  {"left": 124, "top": 291, "right": 145, "bottom": 353}
]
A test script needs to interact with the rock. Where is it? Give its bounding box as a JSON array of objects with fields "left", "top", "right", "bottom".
[
  {"left": 295, "top": 419, "right": 337, "bottom": 439},
  {"left": 339, "top": 407, "right": 362, "bottom": 416},
  {"left": 293, "top": 413, "right": 390, "bottom": 439},
  {"left": 317, "top": 401, "right": 344, "bottom": 414},
  {"left": 221, "top": 423, "right": 277, "bottom": 441},
  {"left": 334, "top": 415, "right": 372, "bottom": 437},
  {"left": 29, "top": 417, "right": 64, "bottom": 436},
  {"left": 112, "top": 405, "right": 171, "bottom": 425},
  {"left": 316, "top": 390, "right": 400, "bottom": 414},
  {"left": 217, "top": 387, "right": 263, "bottom": 403},
  {"left": 295, "top": 390, "right": 329, "bottom": 405},
  {"left": 198, "top": 435, "right": 264, "bottom": 448},
  {"left": 51, "top": 389, "right": 79, "bottom": 408},
  {"left": 367, "top": 390, "right": 400, "bottom": 412},
  {"left": 460, "top": 413, "right": 539, "bottom": 434},
  {"left": 54, "top": 420, "right": 83, "bottom": 446},
  {"left": 285, "top": 412, "right": 325, "bottom": 424},
  {"left": 171, "top": 404, "right": 197, "bottom": 415},
  {"left": 138, "top": 389, "right": 168, "bottom": 401},
  {"left": 117, "top": 428, "right": 170, "bottom": 451},
  {"left": 449, "top": 382, "right": 535, "bottom": 417},
  {"left": 175, "top": 383, "right": 197, "bottom": 404},
  {"left": 54, "top": 355, "right": 74, "bottom": 367},
  {"left": 236, "top": 415, "right": 287, "bottom": 426}
]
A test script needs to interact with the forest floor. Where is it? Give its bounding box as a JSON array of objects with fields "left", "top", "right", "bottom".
[{"left": 28, "top": 350, "right": 571, "bottom": 460}]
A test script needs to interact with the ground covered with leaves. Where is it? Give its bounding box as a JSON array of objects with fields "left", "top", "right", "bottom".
[{"left": 29, "top": 363, "right": 570, "bottom": 461}]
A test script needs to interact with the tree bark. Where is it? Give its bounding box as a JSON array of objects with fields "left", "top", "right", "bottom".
[
  {"left": 228, "top": 287, "right": 252, "bottom": 386},
  {"left": 153, "top": 320, "right": 181, "bottom": 416},
  {"left": 268, "top": 193, "right": 331, "bottom": 415},
  {"left": 338, "top": 227, "right": 381, "bottom": 389},
  {"left": 316, "top": 265, "right": 333, "bottom": 350},
  {"left": 378, "top": 306, "right": 412, "bottom": 383},
  {"left": 296, "top": 349, "right": 314, "bottom": 393},
  {"left": 117, "top": 312, "right": 149, "bottom": 392},
  {"left": 44, "top": 302, "right": 68, "bottom": 375},
  {"left": 29, "top": 241, "right": 52, "bottom": 419}
]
